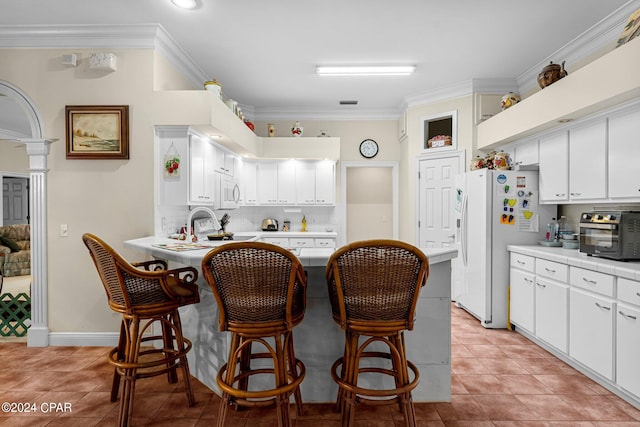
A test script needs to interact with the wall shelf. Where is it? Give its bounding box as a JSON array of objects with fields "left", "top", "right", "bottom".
[{"left": 477, "top": 37, "right": 640, "bottom": 150}]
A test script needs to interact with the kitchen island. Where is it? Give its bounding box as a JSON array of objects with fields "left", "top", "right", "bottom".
[{"left": 125, "top": 235, "right": 457, "bottom": 403}]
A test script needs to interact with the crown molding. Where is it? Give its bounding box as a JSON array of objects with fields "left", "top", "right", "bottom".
[{"left": 516, "top": 0, "right": 639, "bottom": 95}]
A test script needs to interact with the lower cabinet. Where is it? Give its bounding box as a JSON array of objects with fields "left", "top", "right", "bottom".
[
  {"left": 509, "top": 268, "right": 535, "bottom": 333},
  {"left": 617, "top": 303, "right": 640, "bottom": 397},
  {"left": 535, "top": 278, "right": 568, "bottom": 353},
  {"left": 569, "top": 288, "right": 614, "bottom": 381}
]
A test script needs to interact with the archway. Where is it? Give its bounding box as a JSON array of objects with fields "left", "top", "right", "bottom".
[{"left": 0, "top": 80, "right": 53, "bottom": 347}]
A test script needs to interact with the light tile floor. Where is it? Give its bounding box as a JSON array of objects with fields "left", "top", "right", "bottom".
[{"left": 1, "top": 304, "right": 639, "bottom": 426}]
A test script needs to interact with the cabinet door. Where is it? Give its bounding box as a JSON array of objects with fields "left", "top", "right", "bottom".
[
  {"left": 241, "top": 161, "right": 258, "bottom": 205},
  {"left": 295, "top": 162, "right": 316, "bottom": 205},
  {"left": 277, "top": 161, "right": 296, "bottom": 204},
  {"left": 617, "top": 303, "right": 640, "bottom": 397},
  {"left": 509, "top": 268, "right": 535, "bottom": 333},
  {"left": 539, "top": 131, "right": 569, "bottom": 202},
  {"left": 315, "top": 161, "right": 335, "bottom": 204},
  {"left": 535, "top": 278, "right": 568, "bottom": 352},
  {"left": 513, "top": 140, "right": 538, "bottom": 166},
  {"left": 609, "top": 108, "right": 640, "bottom": 198},
  {"left": 188, "top": 135, "right": 214, "bottom": 205},
  {"left": 569, "top": 288, "right": 614, "bottom": 380},
  {"left": 257, "top": 161, "right": 278, "bottom": 204},
  {"left": 569, "top": 119, "right": 607, "bottom": 200}
]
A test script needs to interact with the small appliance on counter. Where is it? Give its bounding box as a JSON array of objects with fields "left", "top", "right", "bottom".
[
  {"left": 261, "top": 218, "right": 278, "bottom": 231},
  {"left": 579, "top": 211, "right": 640, "bottom": 260}
]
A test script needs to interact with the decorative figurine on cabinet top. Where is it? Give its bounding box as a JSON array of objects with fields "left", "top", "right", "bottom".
[
  {"left": 500, "top": 92, "right": 521, "bottom": 110},
  {"left": 291, "top": 121, "right": 303, "bottom": 137}
]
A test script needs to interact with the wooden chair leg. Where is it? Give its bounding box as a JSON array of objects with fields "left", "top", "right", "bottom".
[
  {"left": 162, "top": 314, "right": 178, "bottom": 384},
  {"left": 119, "top": 316, "right": 141, "bottom": 427},
  {"left": 111, "top": 319, "right": 127, "bottom": 403},
  {"left": 171, "top": 310, "right": 195, "bottom": 406},
  {"left": 285, "top": 331, "right": 304, "bottom": 416}
]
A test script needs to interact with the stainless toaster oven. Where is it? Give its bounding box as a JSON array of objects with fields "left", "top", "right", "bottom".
[{"left": 579, "top": 211, "right": 640, "bottom": 260}]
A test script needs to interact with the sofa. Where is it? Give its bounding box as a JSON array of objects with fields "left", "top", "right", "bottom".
[{"left": 0, "top": 224, "right": 30, "bottom": 277}]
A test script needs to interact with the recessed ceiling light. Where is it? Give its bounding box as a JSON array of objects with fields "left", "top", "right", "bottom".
[
  {"left": 316, "top": 65, "right": 415, "bottom": 76},
  {"left": 170, "top": 0, "right": 197, "bottom": 9}
]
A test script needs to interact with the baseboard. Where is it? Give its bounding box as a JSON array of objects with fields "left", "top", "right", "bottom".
[{"left": 47, "top": 332, "right": 120, "bottom": 347}]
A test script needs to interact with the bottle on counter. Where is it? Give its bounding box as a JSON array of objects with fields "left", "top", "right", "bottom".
[
  {"left": 301, "top": 215, "right": 307, "bottom": 232},
  {"left": 553, "top": 218, "right": 560, "bottom": 241},
  {"left": 545, "top": 218, "right": 555, "bottom": 241},
  {"left": 557, "top": 216, "right": 568, "bottom": 239}
]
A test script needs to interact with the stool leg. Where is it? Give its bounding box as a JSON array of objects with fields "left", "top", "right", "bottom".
[
  {"left": 119, "top": 316, "right": 140, "bottom": 427},
  {"left": 391, "top": 332, "right": 416, "bottom": 427},
  {"left": 340, "top": 330, "right": 360, "bottom": 425},
  {"left": 217, "top": 332, "right": 241, "bottom": 427},
  {"left": 111, "top": 319, "right": 127, "bottom": 403},
  {"left": 285, "top": 331, "right": 303, "bottom": 416},
  {"left": 274, "top": 334, "right": 291, "bottom": 427},
  {"left": 238, "top": 338, "right": 252, "bottom": 393},
  {"left": 171, "top": 310, "right": 195, "bottom": 406},
  {"left": 162, "top": 314, "right": 178, "bottom": 384}
]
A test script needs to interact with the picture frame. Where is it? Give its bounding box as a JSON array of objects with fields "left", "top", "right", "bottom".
[
  {"left": 65, "top": 105, "right": 129, "bottom": 159},
  {"left": 421, "top": 110, "right": 457, "bottom": 153}
]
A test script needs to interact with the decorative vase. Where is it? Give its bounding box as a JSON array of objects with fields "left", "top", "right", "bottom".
[
  {"left": 537, "top": 61, "right": 568, "bottom": 89},
  {"left": 204, "top": 80, "right": 222, "bottom": 98},
  {"left": 500, "top": 92, "right": 521, "bottom": 110},
  {"left": 267, "top": 123, "right": 276, "bottom": 137},
  {"left": 291, "top": 121, "right": 303, "bottom": 137}
]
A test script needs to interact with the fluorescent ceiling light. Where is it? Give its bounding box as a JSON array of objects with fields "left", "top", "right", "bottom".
[
  {"left": 316, "top": 65, "right": 415, "bottom": 76},
  {"left": 171, "top": 0, "right": 197, "bottom": 9}
]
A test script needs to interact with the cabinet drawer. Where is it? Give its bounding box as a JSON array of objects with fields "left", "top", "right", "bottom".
[
  {"left": 618, "top": 277, "right": 640, "bottom": 307},
  {"left": 261, "top": 237, "right": 289, "bottom": 247},
  {"left": 289, "top": 238, "right": 314, "bottom": 248},
  {"left": 510, "top": 253, "right": 534, "bottom": 272},
  {"left": 570, "top": 267, "right": 614, "bottom": 297},
  {"left": 535, "top": 259, "right": 568, "bottom": 282},
  {"left": 315, "top": 238, "right": 336, "bottom": 248}
]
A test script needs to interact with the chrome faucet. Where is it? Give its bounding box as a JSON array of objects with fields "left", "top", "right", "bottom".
[{"left": 186, "top": 206, "right": 220, "bottom": 241}]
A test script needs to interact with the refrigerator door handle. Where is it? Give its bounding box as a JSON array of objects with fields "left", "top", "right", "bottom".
[{"left": 461, "top": 192, "right": 468, "bottom": 266}]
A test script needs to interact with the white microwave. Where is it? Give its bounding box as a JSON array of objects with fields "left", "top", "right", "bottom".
[{"left": 215, "top": 174, "right": 241, "bottom": 210}]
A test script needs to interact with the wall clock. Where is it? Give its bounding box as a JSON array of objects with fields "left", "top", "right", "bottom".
[{"left": 359, "top": 139, "right": 379, "bottom": 158}]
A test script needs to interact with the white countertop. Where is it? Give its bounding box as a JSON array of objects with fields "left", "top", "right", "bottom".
[
  {"left": 507, "top": 244, "right": 640, "bottom": 281},
  {"left": 124, "top": 235, "right": 457, "bottom": 269}
]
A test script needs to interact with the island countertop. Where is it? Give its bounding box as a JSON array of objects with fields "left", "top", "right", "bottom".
[{"left": 125, "top": 235, "right": 457, "bottom": 403}]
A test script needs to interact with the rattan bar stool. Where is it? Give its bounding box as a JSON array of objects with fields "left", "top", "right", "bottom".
[
  {"left": 326, "top": 239, "right": 430, "bottom": 427},
  {"left": 82, "top": 233, "right": 200, "bottom": 427},
  {"left": 201, "top": 242, "right": 307, "bottom": 427}
]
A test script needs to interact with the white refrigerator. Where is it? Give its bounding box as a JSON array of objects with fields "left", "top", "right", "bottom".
[{"left": 452, "top": 169, "right": 556, "bottom": 328}]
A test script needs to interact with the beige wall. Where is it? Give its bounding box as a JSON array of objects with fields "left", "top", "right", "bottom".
[
  {"left": 0, "top": 48, "right": 206, "bottom": 333},
  {"left": 0, "top": 141, "right": 29, "bottom": 172},
  {"left": 346, "top": 167, "right": 393, "bottom": 242}
]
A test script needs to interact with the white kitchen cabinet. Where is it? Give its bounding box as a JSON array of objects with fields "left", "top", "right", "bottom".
[
  {"left": 289, "top": 237, "right": 314, "bottom": 248},
  {"left": 513, "top": 139, "right": 538, "bottom": 166},
  {"left": 568, "top": 119, "right": 607, "bottom": 200},
  {"left": 617, "top": 277, "right": 640, "bottom": 397},
  {"left": 277, "top": 161, "right": 296, "bottom": 204},
  {"left": 214, "top": 145, "right": 237, "bottom": 176},
  {"left": 617, "top": 302, "right": 640, "bottom": 397},
  {"left": 315, "top": 238, "right": 336, "bottom": 248},
  {"left": 509, "top": 267, "right": 535, "bottom": 333},
  {"left": 261, "top": 237, "right": 289, "bottom": 247},
  {"left": 539, "top": 131, "right": 569, "bottom": 202},
  {"left": 295, "top": 162, "right": 316, "bottom": 205},
  {"left": 257, "top": 161, "right": 279, "bottom": 204},
  {"left": 239, "top": 160, "right": 258, "bottom": 205},
  {"left": 315, "top": 161, "right": 335, "bottom": 205},
  {"left": 609, "top": 107, "right": 640, "bottom": 199},
  {"left": 188, "top": 134, "right": 215, "bottom": 206},
  {"left": 535, "top": 277, "right": 568, "bottom": 352},
  {"left": 569, "top": 287, "right": 614, "bottom": 380}
]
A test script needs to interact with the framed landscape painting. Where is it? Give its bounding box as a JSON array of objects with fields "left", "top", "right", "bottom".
[{"left": 65, "top": 105, "right": 129, "bottom": 159}]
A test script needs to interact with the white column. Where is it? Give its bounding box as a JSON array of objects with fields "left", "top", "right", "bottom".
[{"left": 20, "top": 138, "right": 54, "bottom": 347}]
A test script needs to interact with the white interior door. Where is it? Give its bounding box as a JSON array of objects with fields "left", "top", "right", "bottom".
[
  {"left": 418, "top": 152, "right": 463, "bottom": 248},
  {"left": 2, "top": 176, "right": 29, "bottom": 225}
]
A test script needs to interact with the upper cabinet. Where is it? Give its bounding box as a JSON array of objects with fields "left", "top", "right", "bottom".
[
  {"left": 478, "top": 37, "right": 640, "bottom": 150},
  {"left": 214, "top": 145, "right": 238, "bottom": 176},
  {"left": 188, "top": 134, "right": 215, "bottom": 206},
  {"left": 539, "top": 131, "right": 569, "bottom": 203},
  {"left": 609, "top": 107, "right": 640, "bottom": 199},
  {"left": 568, "top": 119, "right": 607, "bottom": 200}
]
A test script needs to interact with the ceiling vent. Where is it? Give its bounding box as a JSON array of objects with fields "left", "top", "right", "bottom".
[{"left": 339, "top": 100, "right": 358, "bottom": 105}]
